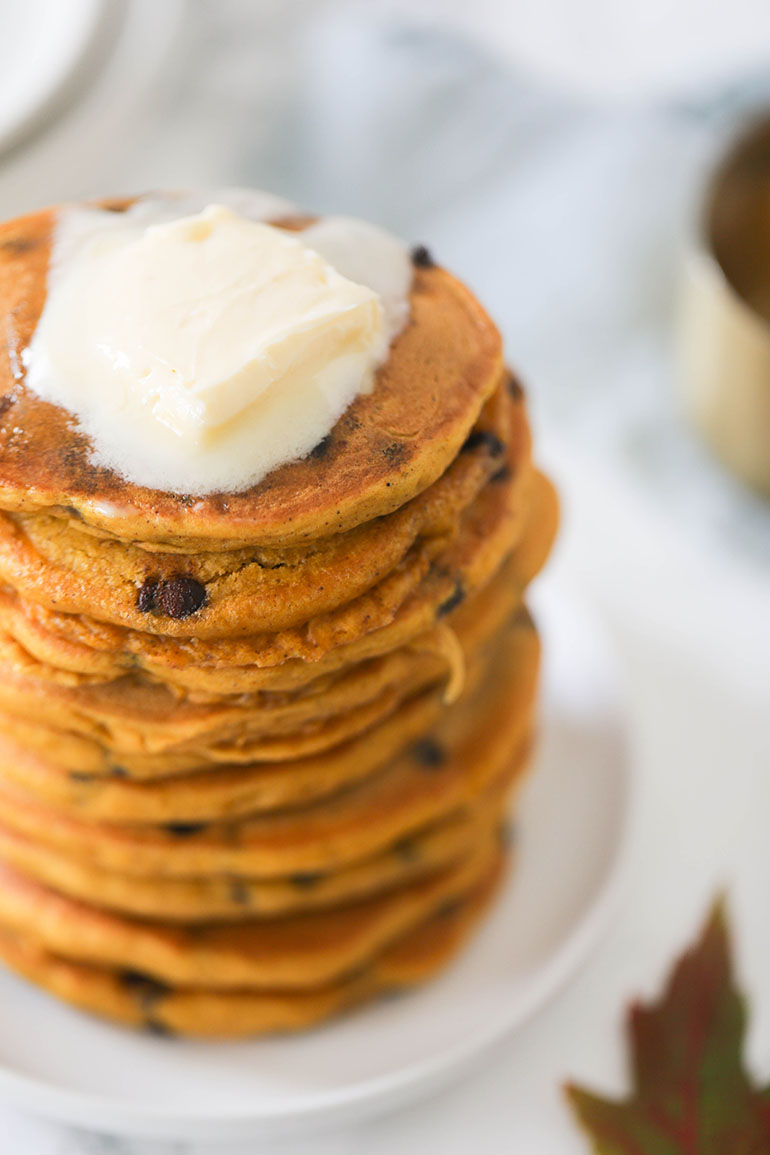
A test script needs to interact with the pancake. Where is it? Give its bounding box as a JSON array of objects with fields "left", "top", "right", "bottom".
[
  {"left": 0, "top": 470, "right": 532, "bottom": 779},
  {"left": 0, "top": 499, "right": 529, "bottom": 773},
  {"left": 0, "top": 477, "right": 550, "bottom": 776},
  {"left": 0, "top": 623, "right": 537, "bottom": 877},
  {"left": 0, "top": 682, "right": 430, "bottom": 779},
  {"left": 0, "top": 852, "right": 504, "bottom": 1038},
  {"left": 0, "top": 381, "right": 527, "bottom": 637},
  {"left": 0, "top": 464, "right": 547, "bottom": 706},
  {"left": 0, "top": 566, "right": 523, "bottom": 819},
  {"left": 0, "top": 783, "right": 513, "bottom": 921},
  {"left": 0, "top": 675, "right": 453, "bottom": 818},
  {"left": 0, "top": 191, "right": 558, "bottom": 1039},
  {"left": 0, "top": 471, "right": 554, "bottom": 757},
  {"left": 0, "top": 650, "right": 456, "bottom": 785},
  {"left": 0, "top": 465, "right": 555, "bottom": 701},
  {"left": 0, "top": 203, "right": 504, "bottom": 548},
  {"left": 0, "top": 636, "right": 460, "bottom": 754},
  {"left": 0, "top": 832, "right": 498, "bottom": 989}
]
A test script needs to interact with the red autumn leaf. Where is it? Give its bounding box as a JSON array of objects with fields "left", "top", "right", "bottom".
[{"left": 566, "top": 899, "right": 770, "bottom": 1154}]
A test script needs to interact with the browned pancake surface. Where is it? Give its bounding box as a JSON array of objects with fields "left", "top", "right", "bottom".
[
  {"left": 0, "top": 853, "right": 505, "bottom": 1037},
  {"left": 0, "top": 206, "right": 503, "bottom": 545}
]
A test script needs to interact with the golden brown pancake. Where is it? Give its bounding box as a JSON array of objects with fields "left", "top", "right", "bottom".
[
  {"left": 0, "top": 468, "right": 561, "bottom": 711},
  {"left": 0, "top": 395, "right": 528, "bottom": 648},
  {"left": 0, "top": 638, "right": 461, "bottom": 756},
  {"left": 0, "top": 192, "right": 557, "bottom": 1038},
  {"left": 0, "top": 456, "right": 530, "bottom": 752},
  {"left": 0, "top": 475, "right": 554, "bottom": 783},
  {"left": 0, "top": 570, "right": 523, "bottom": 819},
  {"left": 0, "top": 641, "right": 462, "bottom": 784},
  {"left": 0, "top": 623, "right": 537, "bottom": 878},
  {"left": 0, "top": 204, "right": 504, "bottom": 547},
  {"left": 0, "top": 677, "right": 453, "bottom": 819},
  {"left": 0, "top": 469, "right": 557, "bottom": 707},
  {"left": 0, "top": 469, "right": 537, "bottom": 788},
  {"left": 0, "top": 520, "right": 517, "bottom": 705},
  {"left": 0, "top": 832, "right": 497, "bottom": 989},
  {"left": 0, "top": 382, "right": 527, "bottom": 637},
  {"left": 0, "top": 784, "right": 513, "bottom": 922},
  {"left": 0, "top": 852, "right": 505, "bottom": 1038},
  {"left": 0, "top": 471, "right": 555, "bottom": 714}
]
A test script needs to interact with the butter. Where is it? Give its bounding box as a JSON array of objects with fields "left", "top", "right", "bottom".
[{"left": 23, "top": 199, "right": 412, "bottom": 494}]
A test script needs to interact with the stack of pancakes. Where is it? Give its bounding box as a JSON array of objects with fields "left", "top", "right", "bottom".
[{"left": 0, "top": 203, "right": 557, "bottom": 1038}]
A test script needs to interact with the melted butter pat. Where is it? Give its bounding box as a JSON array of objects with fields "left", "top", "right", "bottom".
[{"left": 23, "top": 200, "right": 412, "bottom": 494}]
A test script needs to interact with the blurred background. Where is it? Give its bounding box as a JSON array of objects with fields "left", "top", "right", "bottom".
[{"left": 5, "top": 0, "right": 769, "bottom": 700}]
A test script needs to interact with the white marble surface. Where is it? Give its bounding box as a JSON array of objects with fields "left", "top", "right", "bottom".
[{"left": 0, "top": 3, "right": 769, "bottom": 1149}]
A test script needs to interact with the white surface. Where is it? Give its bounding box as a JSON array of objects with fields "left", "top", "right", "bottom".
[
  {"left": 377, "top": 0, "right": 770, "bottom": 100},
  {"left": 543, "top": 437, "right": 770, "bottom": 706},
  {"left": 0, "top": 583, "right": 630, "bottom": 1143},
  {"left": 0, "top": 0, "right": 183, "bottom": 222},
  {"left": 0, "top": 0, "right": 104, "bottom": 153}
]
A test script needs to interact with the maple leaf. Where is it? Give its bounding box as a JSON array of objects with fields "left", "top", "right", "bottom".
[{"left": 566, "top": 899, "right": 770, "bottom": 1154}]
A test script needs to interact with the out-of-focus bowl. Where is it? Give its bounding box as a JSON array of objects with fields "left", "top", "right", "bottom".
[{"left": 680, "top": 115, "right": 770, "bottom": 498}]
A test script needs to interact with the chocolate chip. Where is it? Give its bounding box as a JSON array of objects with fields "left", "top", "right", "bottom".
[
  {"left": 498, "top": 822, "right": 517, "bottom": 848},
  {"left": 145, "top": 1019, "right": 174, "bottom": 1038},
  {"left": 290, "top": 871, "right": 322, "bottom": 889},
  {"left": 154, "top": 577, "right": 207, "bottom": 620},
  {"left": 309, "top": 435, "right": 332, "bottom": 460},
  {"left": 410, "top": 244, "right": 435, "bottom": 268},
  {"left": 490, "top": 464, "right": 512, "bottom": 484},
  {"left": 120, "top": 970, "right": 170, "bottom": 1011},
  {"left": 69, "top": 771, "right": 94, "bottom": 783},
  {"left": 506, "top": 374, "right": 524, "bottom": 402},
  {"left": 137, "top": 576, "right": 207, "bottom": 620},
  {"left": 461, "top": 429, "right": 505, "bottom": 456},
  {"left": 393, "top": 837, "right": 420, "bottom": 863},
  {"left": 437, "top": 579, "right": 465, "bottom": 619},
  {"left": 412, "top": 737, "right": 446, "bottom": 769},
  {"left": 137, "top": 579, "right": 158, "bottom": 614},
  {"left": 108, "top": 764, "right": 129, "bottom": 779},
  {"left": 164, "top": 822, "right": 207, "bottom": 837},
  {"left": 228, "top": 878, "right": 252, "bottom": 907},
  {"left": 0, "top": 395, "right": 13, "bottom": 420},
  {"left": 1, "top": 236, "right": 38, "bottom": 255},
  {"left": 436, "top": 897, "right": 463, "bottom": 919}
]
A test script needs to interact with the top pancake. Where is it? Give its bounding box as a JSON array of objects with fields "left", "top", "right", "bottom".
[{"left": 0, "top": 202, "right": 503, "bottom": 547}]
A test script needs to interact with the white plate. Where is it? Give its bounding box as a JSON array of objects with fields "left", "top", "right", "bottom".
[{"left": 0, "top": 579, "right": 631, "bottom": 1142}]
